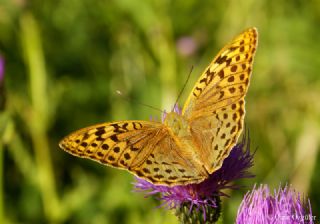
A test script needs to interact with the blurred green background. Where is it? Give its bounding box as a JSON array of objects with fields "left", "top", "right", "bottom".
[{"left": 0, "top": 0, "right": 319, "bottom": 223}]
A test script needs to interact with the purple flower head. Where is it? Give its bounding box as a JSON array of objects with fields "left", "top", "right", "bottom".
[
  {"left": 176, "top": 36, "right": 198, "bottom": 57},
  {"left": 161, "top": 104, "right": 182, "bottom": 122},
  {"left": 236, "top": 184, "right": 314, "bottom": 224},
  {"left": 0, "top": 56, "right": 5, "bottom": 110},
  {"left": 134, "top": 104, "right": 255, "bottom": 221}
]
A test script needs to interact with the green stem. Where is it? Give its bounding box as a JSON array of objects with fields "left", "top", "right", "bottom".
[
  {"left": 20, "top": 13, "right": 60, "bottom": 222},
  {"left": 0, "top": 140, "right": 3, "bottom": 224},
  {"left": 0, "top": 113, "right": 15, "bottom": 224}
]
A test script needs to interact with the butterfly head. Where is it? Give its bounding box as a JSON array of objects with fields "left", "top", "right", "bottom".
[{"left": 163, "top": 112, "right": 190, "bottom": 137}]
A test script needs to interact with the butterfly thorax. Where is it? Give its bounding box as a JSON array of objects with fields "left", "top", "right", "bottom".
[
  {"left": 163, "top": 112, "right": 206, "bottom": 176},
  {"left": 163, "top": 112, "right": 190, "bottom": 138}
]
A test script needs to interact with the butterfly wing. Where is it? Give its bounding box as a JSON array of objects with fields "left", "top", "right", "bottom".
[
  {"left": 59, "top": 120, "right": 208, "bottom": 186},
  {"left": 182, "top": 28, "right": 258, "bottom": 174}
]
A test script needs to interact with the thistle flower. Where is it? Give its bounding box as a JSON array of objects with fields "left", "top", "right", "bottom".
[
  {"left": 176, "top": 36, "right": 198, "bottom": 57},
  {"left": 134, "top": 105, "right": 255, "bottom": 223},
  {"left": 236, "top": 184, "right": 315, "bottom": 224},
  {"left": 0, "top": 56, "right": 5, "bottom": 110}
]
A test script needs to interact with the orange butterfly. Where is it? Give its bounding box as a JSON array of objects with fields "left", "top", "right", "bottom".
[{"left": 59, "top": 28, "right": 258, "bottom": 186}]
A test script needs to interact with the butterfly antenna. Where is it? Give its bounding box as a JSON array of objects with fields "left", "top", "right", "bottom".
[
  {"left": 173, "top": 65, "right": 194, "bottom": 110},
  {"left": 116, "top": 90, "right": 164, "bottom": 113}
]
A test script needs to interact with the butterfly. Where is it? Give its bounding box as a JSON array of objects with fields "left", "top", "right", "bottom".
[{"left": 59, "top": 28, "right": 258, "bottom": 186}]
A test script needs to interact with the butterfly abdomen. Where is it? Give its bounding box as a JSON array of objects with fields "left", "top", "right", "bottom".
[{"left": 163, "top": 112, "right": 207, "bottom": 171}]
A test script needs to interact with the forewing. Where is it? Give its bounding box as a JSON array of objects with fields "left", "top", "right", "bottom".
[
  {"left": 59, "top": 120, "right": 207, "bottom": 186},
  {"left": 182, "top": 28, "right": 258, "bottom": 173}
]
